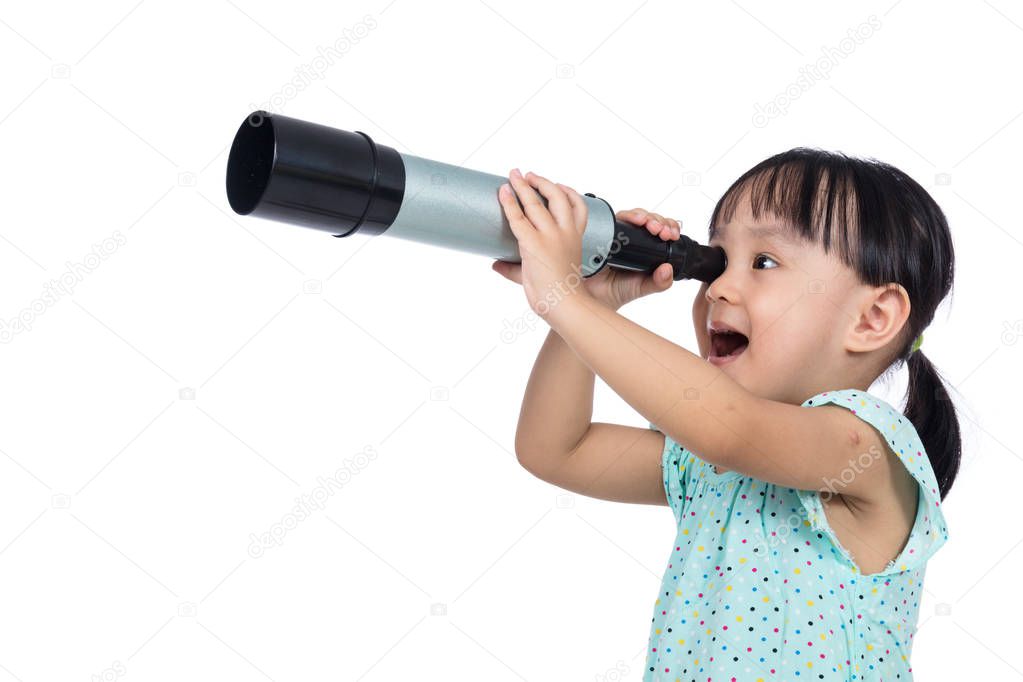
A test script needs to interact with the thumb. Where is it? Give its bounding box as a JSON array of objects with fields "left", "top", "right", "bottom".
[
  {"left": 638, "top": 263, "right": 674, "bottom": 298},
  {"left": 492, "top": 260, "right": 523, "bottom": 284}
]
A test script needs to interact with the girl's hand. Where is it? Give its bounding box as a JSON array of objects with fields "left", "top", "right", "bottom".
[
  {"left": 492, "top": 168, "right": 593, "bottom": 320},
  {"left": 492, "top": 180, "right": 682, "bottom": 311},
  {"left": 581, "top": 208, "right": 680, "bottom": 310}
]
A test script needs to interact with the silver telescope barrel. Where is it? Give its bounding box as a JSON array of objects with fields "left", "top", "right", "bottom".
[{"left": 225, "top": 111, "right": 725, "bottom": 282}]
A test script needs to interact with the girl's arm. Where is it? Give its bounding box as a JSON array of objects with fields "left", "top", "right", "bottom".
[
  {"left": 515, "top": 327, "right": 667, "bottom": 505},
  {"left": 495, "top": 168, "right": 895, "bottom": 507},
  {"left": 545, "top": 294, "right": 897, "bottom": 507}
]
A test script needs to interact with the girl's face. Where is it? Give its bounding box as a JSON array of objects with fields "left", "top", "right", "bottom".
[{"left": 691, "top": 195, "right": 866, "bottom": 404}]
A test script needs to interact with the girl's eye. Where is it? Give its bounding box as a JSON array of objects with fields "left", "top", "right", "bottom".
[{"left": 753, "top": 254, "right": 778, "bottom": 269}]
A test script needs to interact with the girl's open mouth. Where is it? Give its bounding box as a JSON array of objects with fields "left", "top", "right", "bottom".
[{"left": 708, "top": 329, "right": 749, "bottom": 366}]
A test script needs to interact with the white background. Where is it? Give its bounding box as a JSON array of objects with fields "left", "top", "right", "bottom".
[{"left": 1, "top": 1, "right": 1020, "bottom": 680}]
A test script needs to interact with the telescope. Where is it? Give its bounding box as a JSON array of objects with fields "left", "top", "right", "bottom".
[{"left": 225, "top": 111, "right": 726, "bottom": 282}]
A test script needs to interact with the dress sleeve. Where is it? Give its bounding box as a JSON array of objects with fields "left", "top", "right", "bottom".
[
  {"left": 650, "top": 420, "right": 690, "bottom": 525},
  {"left": 796, "top": 389, "right": 950, "bottom": 576}
]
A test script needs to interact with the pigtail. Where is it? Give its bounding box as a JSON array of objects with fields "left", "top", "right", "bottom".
[{"left": 903, "top": 349, "right": 961, "bottom": 501}]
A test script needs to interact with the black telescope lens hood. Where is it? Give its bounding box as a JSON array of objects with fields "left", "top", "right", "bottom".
[{"left": 226, "top": 110, "right": 404, "bottom": 237}]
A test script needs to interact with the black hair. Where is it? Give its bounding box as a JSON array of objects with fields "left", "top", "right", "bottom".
[{"left": 708, "top": 148, "right": 960, "bottom": 500}]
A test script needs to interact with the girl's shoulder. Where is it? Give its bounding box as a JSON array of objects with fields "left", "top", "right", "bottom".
[
  {"left": 798, "top": 388, "right": 942, "bottom": 507},
  {"left": 798, "top": 387, "right": 950, "bottom": 576}
]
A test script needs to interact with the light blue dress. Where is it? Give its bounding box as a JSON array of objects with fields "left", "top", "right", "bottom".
[{"left": 644, "top": 388, "right": 949, "bottom": 681}]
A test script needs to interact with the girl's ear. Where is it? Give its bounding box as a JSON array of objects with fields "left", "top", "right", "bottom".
[{"left": 845, "top": 283, "right": 911, "bottom": 354}]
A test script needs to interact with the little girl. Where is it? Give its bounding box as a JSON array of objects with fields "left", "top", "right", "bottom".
[{"left": 492, "top": 150, "right": 958, "bottom": 681}]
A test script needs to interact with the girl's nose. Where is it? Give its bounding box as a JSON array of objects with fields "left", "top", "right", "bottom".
[{"left": 705, "top": 267, "right": 739, "bottom": 304}]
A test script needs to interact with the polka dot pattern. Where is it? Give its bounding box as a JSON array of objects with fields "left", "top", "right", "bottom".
[{"left": 643, "top": 388, "right": 949, "bottom": 681}]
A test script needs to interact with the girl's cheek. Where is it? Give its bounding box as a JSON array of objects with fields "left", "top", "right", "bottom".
[{"left": 691, "top": 289, "right": 708, "bottom": 321}]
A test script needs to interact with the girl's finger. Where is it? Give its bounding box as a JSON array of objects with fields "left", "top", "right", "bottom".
[
  {"left": 662, "top": 215, "right": 681, "bottom": 238},
  {"left": 617, "top": 208, "right": 658, "bottom": 237},
  {"left": 526, "top": 172, "right": 572, "bottom": 229},
  {"left": 641, "top": 214, "right": 666, "bottom": 238},
  {"left": 491, "top": 259, "right": 523, "bottom": 284},
  {"left": 508, "top": 169, "right": 554, "bottom": 231},
  {"left": 617, "top": 207, "right": 680, "bottom": 240},
  {"left": 616, "top": 208, "right": 651, "bottom": 227},
  {"left": 650, "top": 214, "right": 674, "bottom": 241},
  {"left": 498, "top": 183, "right": 534, "bottom": 243},
  {"left": 638, "top": 262, "right": 675, "bottom": 297},
  {"left": 558, "top": 184, "right": 589, "bottom": 235},
  {"left": 617, "top": 207, "right": 649, "bottom": 220},
  {"left": 617, "top": 207, "right": 666, "bottom": 239}
]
